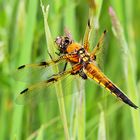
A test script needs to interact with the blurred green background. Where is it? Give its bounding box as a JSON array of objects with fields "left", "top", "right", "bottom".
[{"left": 0, "top": 0, "right": 140, "bottom": 140}]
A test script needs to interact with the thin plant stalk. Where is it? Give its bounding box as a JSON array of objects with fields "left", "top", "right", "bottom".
[
  {"left": 109, "top": 6, "right": 140, "bottom": 140},
  {"left": 40, "top": 2, "right": 70, "bottom": 140},
  {"left": 10, "top": 0, "right": 38, "bottom": 139}
]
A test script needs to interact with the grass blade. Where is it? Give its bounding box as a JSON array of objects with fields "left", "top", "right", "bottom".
[
  {"left": 109, "top": 6, "right": 140, "bottom": 140},
  {"left": 40, "top": 2, "right": 70, "bottom": 140},
  {"left": 10, "top": 0, "right": 38, "bottom": 139}
]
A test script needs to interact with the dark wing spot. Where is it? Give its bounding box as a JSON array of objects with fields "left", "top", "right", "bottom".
[
  {"left": 20, "top": 88, "right": 28, "bottom": 94},
  {"left": 47, "top": 78, "right": 57, "bottom": 83},
  {"left": 88, "top": 19, "right": 91, "bottom": 28},
  {"left": 18, "top": 65, "right": 25, "bottom": 69},
  {"left": 39, "top": 61, "right": 49, "bottom": 66},
  {"left": 104, "top": 29, "right": 107, "bottom": 34}
]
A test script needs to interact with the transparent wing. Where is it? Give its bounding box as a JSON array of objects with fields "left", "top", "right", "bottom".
[
  {"left": 83, "top": 19, "right": 92, "bottom": 51},
  {"left": 15, "top": 64, "right": 84, "bottom": 105},
  {"left": 91, "top": 30, "right": 107, "bottom": 69},
  {"left": 13, "top": 59, "right": 67, "bottom": 84}
]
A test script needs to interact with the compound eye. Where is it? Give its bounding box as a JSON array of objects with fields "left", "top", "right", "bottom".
[
  {"left": 64, "top": 37, "right": 71, "bottom": 44},
  {"left": 65, "top": 39, "right": 69, "bottom": 44}
]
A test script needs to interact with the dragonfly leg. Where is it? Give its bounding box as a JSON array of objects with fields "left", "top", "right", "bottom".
[
  {"left": 63, "top": 62, "right": 68, "bottom": 72},
  {"left": 48, "top": 51, "right": 53, "bottom": 60},
  {"left": 55, "top": 51, "right": 61, "bottom": 56}
]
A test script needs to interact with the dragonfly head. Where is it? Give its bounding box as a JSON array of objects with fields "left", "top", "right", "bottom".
[{"left": 55, "top": 36, "right": 73, "bottom": 53}]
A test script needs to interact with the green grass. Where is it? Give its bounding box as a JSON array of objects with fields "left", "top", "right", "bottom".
[{"left": 0, "top": 0, "right": 140, "bottom": 140}]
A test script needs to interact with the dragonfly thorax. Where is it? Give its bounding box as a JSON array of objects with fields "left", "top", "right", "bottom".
[{"left": 77, "top": 48, "right": 90, "bottom": 64}]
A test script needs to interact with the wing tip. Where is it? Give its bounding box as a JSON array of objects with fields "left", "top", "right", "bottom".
[
  {"left": 20, "top": 88, "right": 28, "bottom": 94},
  {"left": 18, "top": 65, "right": 25, "bottom": 69},
  {"left": 39, "top": 61, "right": 49, "bottom": 66}
]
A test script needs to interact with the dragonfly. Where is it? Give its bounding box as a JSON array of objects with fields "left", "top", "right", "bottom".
[{"left": 16, "top": 20, "right": 138, "bottom": 109}]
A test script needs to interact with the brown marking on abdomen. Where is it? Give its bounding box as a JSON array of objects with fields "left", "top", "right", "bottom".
[{"left": 84, "top": 63, "right": 138, "bottom": 109}]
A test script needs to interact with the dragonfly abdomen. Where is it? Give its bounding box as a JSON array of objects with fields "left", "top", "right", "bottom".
[
  {"left": 84, "top": 63, "right": 138, "bottom": 109},
  {"left": 103, "top": 79, "right": 138, "bottom": 109}
]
